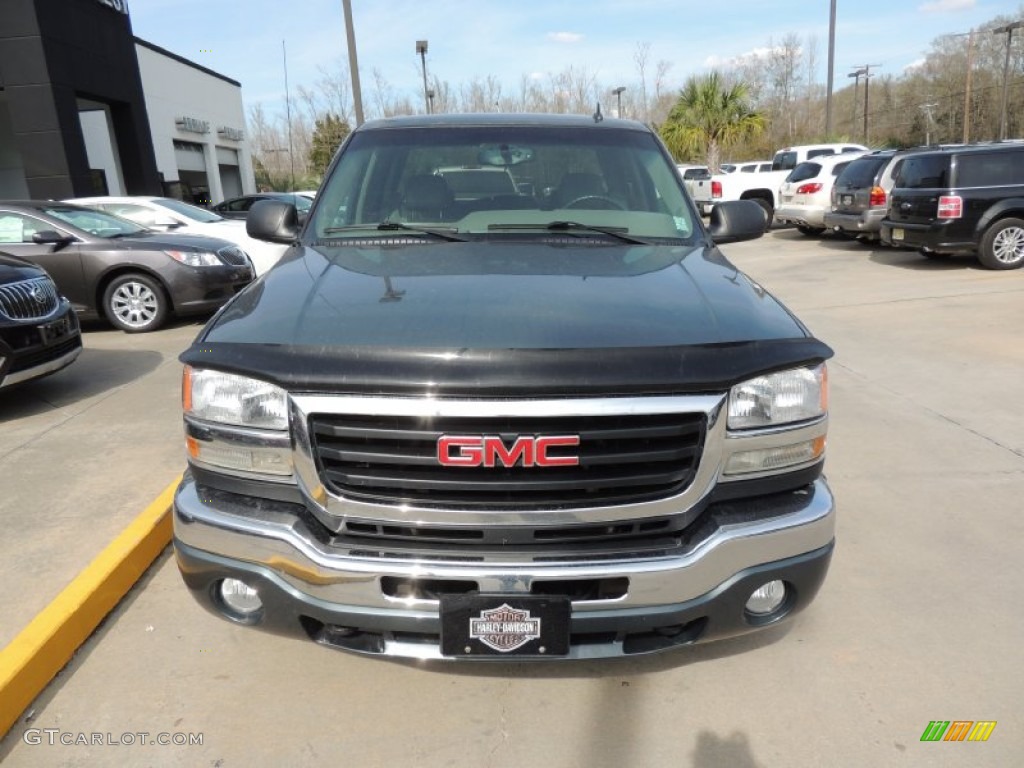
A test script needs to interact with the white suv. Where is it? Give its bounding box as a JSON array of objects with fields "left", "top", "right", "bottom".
[{"left": 774, "top": 151, "right": 867, "bottom": 235}]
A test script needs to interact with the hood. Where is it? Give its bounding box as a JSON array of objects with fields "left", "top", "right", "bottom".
[
  {"left": 183, "top": 240, "right": 832, "bottom": 396},
  {"left": 0, "top": 251, "right": 47, "bottom": 284},
  {"left": 205, "top": 241, "right": 807, "bottom": 348},
  {"left": 106, "top": 231, "right": 242, "bottom": 252}
]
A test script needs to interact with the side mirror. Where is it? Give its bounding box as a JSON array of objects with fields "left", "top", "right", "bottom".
[
  {"left": 706, "top": 200, "right": 767, "bottom": 244},
  {"left": 247, "top": 200, "right": 300, "bottom": 244},
  {"left": 32, "top": 230, "right": 76, "bottom": 249},
  {"left": 153, "top": 217, "right": 183, "bottom": 229}
]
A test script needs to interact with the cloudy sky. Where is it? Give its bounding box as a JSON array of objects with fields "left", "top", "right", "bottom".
[{"left": 126, "top": 0, "right": 1020, "bottom": 115}]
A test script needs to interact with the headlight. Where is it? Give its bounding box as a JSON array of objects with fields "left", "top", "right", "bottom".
[
  {"left": 183, "top": 366, "right": 288, "bottom": 429},
  {"left": 728, "top": 364, "right": 827, "bottom": 430},
  {"left": 166, "top": 249, "right": 222, "bottom": 267}
]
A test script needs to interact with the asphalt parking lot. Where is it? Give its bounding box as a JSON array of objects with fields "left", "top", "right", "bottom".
[{"left": 2, "top": 231, "right": 1023, "bottom": 767}]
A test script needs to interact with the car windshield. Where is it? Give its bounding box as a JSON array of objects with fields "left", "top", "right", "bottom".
[
  {"left": 43, "top": 206, "right": 148, "bottom": 237},
  {"left": 310, "top": 124, "right": 698, "bottom": 242},
  {"left": 153, "top": 198, "right": 224, "bottom": 222}
]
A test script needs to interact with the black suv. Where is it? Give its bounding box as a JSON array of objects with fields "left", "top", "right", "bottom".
[{"left": 880, "top": 143, "right": 1024, "bottom": 269}]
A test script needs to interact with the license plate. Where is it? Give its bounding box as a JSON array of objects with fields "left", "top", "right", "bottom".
[
  {"left": 440, "top": 594, "right": 570, "bottom": 657},
  {"left": 40, "top": 317, "right": 70, "bottom": 343},
  {"left": 841, "top": 195, "right": 853, "bottom": 205},
  {"left": 891, "top": 228, "right": 904, "bottom": 241}
]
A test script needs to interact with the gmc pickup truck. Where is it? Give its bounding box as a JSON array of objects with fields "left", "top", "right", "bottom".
[{"left": 173, "top": 114, "right": 836, "bottom": 660}]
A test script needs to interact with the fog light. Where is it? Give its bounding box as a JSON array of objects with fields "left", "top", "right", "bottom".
[
  {"left": 219, "top": 579, "right": 262, "bottom": 616},
  {"left": 745, "top": 580, "right": 787, "bottom": 615}
]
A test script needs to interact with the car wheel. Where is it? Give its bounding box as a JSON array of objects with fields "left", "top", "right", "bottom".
[
  {"left": 797, "top": 225, "right": 826, "bottom": 236},
  {"left": 979, "top": 217, "right": 1024, "bottom": 270},
  {"left": 749, "top": 197, "right": 774, "bottom": 227},
  {"left": 102, "top": 274, "right": 169, "bottom": 333}
]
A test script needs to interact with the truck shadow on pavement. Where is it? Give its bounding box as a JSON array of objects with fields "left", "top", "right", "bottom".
[{"left": 0, "top": 346, "right": 164, "bottom": 421}]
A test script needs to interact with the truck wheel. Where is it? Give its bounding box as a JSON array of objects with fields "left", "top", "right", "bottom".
[
  {"left": 748, "top": 198, "right": 773, "bottom": 228},
  {"left": 979, "top": 217, "right": 1024, "bottom": 270},
  {"left": 797, "top": 225, "right": 825, "bottom": 236},
  {"left": 103, "top": 274, "right": 169, "bottom": 333}
]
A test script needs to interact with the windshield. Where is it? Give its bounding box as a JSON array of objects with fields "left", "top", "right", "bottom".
[
  {"left": 153, "top": 198, "right": 224, "bottom": 222},
  {"left": 44, "top": 207, "right": 148, "bottom": 237},
  {"left": 310, "top": 124, "right": 697, "bottom": 242}
]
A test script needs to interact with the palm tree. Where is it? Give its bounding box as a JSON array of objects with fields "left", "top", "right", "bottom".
[{"left": 659, "top": 72, "right": 765, "bottom": 173}]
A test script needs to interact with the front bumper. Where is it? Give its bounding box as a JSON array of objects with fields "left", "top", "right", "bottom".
[
  {"left": 165, "top": 264, "right": 254, "bottom": 317},
  {"left": 0, "top": 305, "right": 82, "bottom": 389},
  {"left": 173, "top": 475, "right": 836, "bottom": 659}
]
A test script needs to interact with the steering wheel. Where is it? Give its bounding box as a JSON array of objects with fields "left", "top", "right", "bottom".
[{"left": 563, "top": 195, "right": 625, "bottom": 210}]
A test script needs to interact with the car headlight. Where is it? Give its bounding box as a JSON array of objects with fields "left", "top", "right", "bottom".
[
  {"left": 182, "top": 366, "right": 292, "bottom": 479},
  {"left": 183, "top": 366, "right": 288, "bottom": 429},
  {"left": 166, "top": 249, "right": 223, "bottom": 267},
  {"left": 728, "top": 364, "right": 827, "bottom": 430}
]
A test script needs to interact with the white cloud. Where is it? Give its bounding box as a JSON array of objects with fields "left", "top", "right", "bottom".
[
  {"left": 904, "top": 57, "right": 927, "bottom": 71},
  {"left": 918, "top": 0, "right": 975, "bottom": 12},
  {"left": 528, "top": 71, "right": 545, "bottom": 81},
  {"left": 547, "top": 32, "right": 583, "bottom": 44},
  {"left": 704, "top": 45, "right": 798, "bottom": 70}
]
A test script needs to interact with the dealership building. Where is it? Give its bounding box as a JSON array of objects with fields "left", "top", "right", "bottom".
[{"left": 0, "top": 0, "right": 255, "bottom": 204}]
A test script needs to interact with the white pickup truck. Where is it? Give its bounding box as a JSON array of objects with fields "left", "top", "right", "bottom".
[{"left": 691, "top": 143, "right": 868, "bottom": 222}]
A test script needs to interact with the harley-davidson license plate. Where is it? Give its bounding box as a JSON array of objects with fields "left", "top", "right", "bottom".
[{"left": 440, "top": 594, "right": 570, "bottom": 657}]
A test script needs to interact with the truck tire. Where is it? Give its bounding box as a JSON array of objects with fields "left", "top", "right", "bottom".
[
  {"left": 102, "top": 273, "right": 169, "bottom": 333},
  {"left": 978, "top": 217, "right": 1024, "bottom": 270}
]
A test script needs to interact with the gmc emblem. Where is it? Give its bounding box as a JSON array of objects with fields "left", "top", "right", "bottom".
[{"left": 437, "top": 435, "right": 580, "bottom": 468}]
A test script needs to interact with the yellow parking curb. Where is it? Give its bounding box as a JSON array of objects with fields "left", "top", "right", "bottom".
[{"left": 0, "top": 475, "right": 180, "bottom": 739}]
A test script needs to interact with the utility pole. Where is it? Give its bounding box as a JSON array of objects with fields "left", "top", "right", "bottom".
[
  {"left": 282, "top": 40, "right": 295, "bottom": 191},
  {"left": 848, "top": 68, "right": 866, "bottom": 133},
  {"left": 853, "top": 64, "right": 880, "bottom": 143},
  {"left": 342, "top": 0, "right": 365, "bottom": 127},
  {"left": 921, "top": 102, "right": 938, "bottom": 145},
  {"left": 994, "top": 21, "right": 1024, "bottom": 140},
  {"left": 826, "top": 0, "right": 837, "bottom": 137},
  {"left": 963, "top": 29, "right": 975, "bottom": 143}
]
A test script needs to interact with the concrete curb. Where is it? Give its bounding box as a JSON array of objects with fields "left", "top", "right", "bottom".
[{"left": 0, "top": 475, "right": 180, "bottom": 739}]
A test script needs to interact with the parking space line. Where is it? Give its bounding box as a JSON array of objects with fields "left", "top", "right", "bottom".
[{"left": 0, "top": 475, "right": 180, "bottom": 739}]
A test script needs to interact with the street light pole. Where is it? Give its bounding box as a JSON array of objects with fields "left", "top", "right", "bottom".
[
  {"left": 825, "top": 0, "right": 837, "bottom": 137},
  {"left": 612, "top": 86, "right": 625, "bottom": 118},
  {"left": 416, "top": 40, "right": 431, "bottom": 114},
  {"left": 341, "top": 0, "right": 365, "bottom": 126},
  {"left": 994, "top": 21, "right": 1023, "bottom": 140}
]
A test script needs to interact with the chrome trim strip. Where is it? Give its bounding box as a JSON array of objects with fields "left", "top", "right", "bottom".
[
  {"left": 1, "top": 345, "right": 81, "bottom": 388},
  {"left": 288, "top": 394, "right": 727, "bottom": 528}
]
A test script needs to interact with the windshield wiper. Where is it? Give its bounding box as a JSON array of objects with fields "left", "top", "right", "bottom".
[
  {"left": 323, "top": 221, "right": 466, "bottom": 242},
  {"left": 488, "top": 221, "right": 651, "bottom": 245}
]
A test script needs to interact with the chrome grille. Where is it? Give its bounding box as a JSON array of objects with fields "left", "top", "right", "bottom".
[
  {"left": 310, "top": 410, "right": 706, "bottom": 510},
  {"left": 0, "top": 277, "right": 60, "bottom": 320}
]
